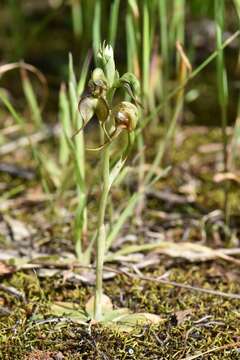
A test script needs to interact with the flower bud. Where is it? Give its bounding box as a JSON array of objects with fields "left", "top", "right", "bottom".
[
  {"left": 87, "top": 68, "right": 108, "bottom": 97},
  {"left": 120, "top": 72, "right": 140, "bottom": 97},
  {"left": 111, "top": 101, "right": 139, "bottom": 132},
  {"left": 92, "top": 68, "right": 107, "bottom": 83},
  {"left": 97, "top": 43, "right": 115, "bottom": 87}
]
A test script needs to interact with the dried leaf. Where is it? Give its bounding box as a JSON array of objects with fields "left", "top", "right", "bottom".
[
  {"left": 85, "top": 294, "right": 113, "bottom": 317},
  {"left": 50, "top": 302, "right": 87, "bottom": 324},
  {"left": 24, "top": 349, "right": 60, "bottom": 360},
  {"left": 214, "top": 172, "right": 240, "bottom": 183},
  {"left": 174, "top": 309, "right": 193, "bottom": 325},
  {"left": 0, "top": 261, "right": 15, "bottom": 275},
  {"left": 153, "top": 241, "right": 234, "bottom": 262},
  {"left": 4, "top": 215, "right": 36, "bottom": 242},
  {"left": 101, "top": 308, "right": 130, "bottom": 322},
  {"left": 104, "top": 312, "right": 164, "bottom": 332},
  {"left": 37, "top": 268, "right": 59, "bottom": 278},
  {"left": 122, "top": 312, "right": 163, "bottom": 324}
]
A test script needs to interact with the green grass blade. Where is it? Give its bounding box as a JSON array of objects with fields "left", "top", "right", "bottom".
[
  {"left": 77, "top": 53, "right": 91, "bottom": 96},
  {"left": 142, "top": 0, "right": 150, "bottom": 104},
  {"left": 59, "top": 83, "right": 72, "bottom": 165},
  {"left": 109, "top": 0, "right": 120, "bottom": 48},
  {"left": 139, "top": 31, "right": 239, "bottom": 131},
  {"left": 214, "top": 0, "right": 229, "bottom": 225},
  {"left": 106, "top": 242, "right": 163, "bottom": 262},
  {"left": 126, "top": 4, "right": 139, "bottom": 76},
  {"left": 71, "top": 0, "right": 82, "bottom": 39},
  {"left": 106, "top": 193, "right": 140, "bottom": 251},
  {"left": 93, "top": 0, "right": 101, "bottom": 61},
  {"left": 158, "top": 0, "right": 170, "bottom": 121},
  {"left": 21, "top": 68, "right": 42, "bottom": 127},
  {"left": 0, "top": 90, "right": 24, "bottom": 125},
  {"left": 68, "top": 53, "right": 77, "bottom": 90},
  {"left": 68, "top": 54, "right": 88, "bottom": 259}
]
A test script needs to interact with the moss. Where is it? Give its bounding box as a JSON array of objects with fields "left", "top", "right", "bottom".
[
  {"left": 1, "top": 126, "right": 240, "bottom": 359},
  {"left": 1, "top": 259, "right": 240, "bottom": 359}
]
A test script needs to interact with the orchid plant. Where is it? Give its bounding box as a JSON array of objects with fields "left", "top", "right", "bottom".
[
  {"left": 51, "top": 44, "right": 162, "bottom": 327},
  {"left": 75, "top": 43, "right": 140, "bottom": 320}
]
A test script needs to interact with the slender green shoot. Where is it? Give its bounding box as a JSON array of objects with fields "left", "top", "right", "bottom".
[
  {"left": 158, "top": 0, "right": 170, "bottom": 122},
  {"left": 95, "top": 143, "right": 110, "bottom": 320},
  {"left": 59, "top": 83, "right": 72, "bottom": 165},
  {"left": 142, "top": 0, "right": 150, "bottom": 105},
  {"left": 0, "top": 90, "right": 24, "bottom": 126},
  {"left": 93, "top": 0, "right": 101, "bottom": 61},
  {"left": 71, "top": 0, "right": 82, "bottom": 39},
  {"left": 109, "top": 0, "right": 120, "bottom": 48},
  {"left": 68, "top": 54, "right": 87, "bottom": 260},
  {"left": 126, "top": 1, "right": 140, "bottom": 77},
  {"left": 214, "top": 0, "right": 229, "bottom": 225},
  {"left": 140, "top": 31, "right": 239, "bottom": 132},
  {"left": 21, "top": 68, "right": 43, "bottom": 127},
  {"left": 215, "top": 0, "right": 228, "bottom": 171},
  {"left": 231, "top": 0, "right": 240, "bottom": 169},
  {"left": 230, "top": 96, "right": 240, "bottom": 170}
]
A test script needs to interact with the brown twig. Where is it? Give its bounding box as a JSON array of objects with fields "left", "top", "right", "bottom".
[
  {"left": 181, "top": 341, "right": 240, "bottom": 360},
  {"left": 15, "top": 261, "right": 240, "bottom": 300},
  {"left": 118, "top": 271, "right": 240, "bottom": 300},
  {"left": 0, "top": 61, "right": 48, "bottom": 110},
  {"left": 0, "top": 284, "right": 26, "bottom": 302}
]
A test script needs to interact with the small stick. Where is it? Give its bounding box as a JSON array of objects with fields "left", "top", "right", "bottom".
[
  {"left": 103, "top": 266, "right": 240, "bottom": 301},
  {"left": 181, "top": 341, "right": 240, "bottom": 360},
  {"left": 20, "top": 262, "right": 240, "bottom": 300},
  {"left": 0, "top": 284, "right": 26, "bottom": 302},
  {"left": 129, "top": 273, "right": 240, "bottom": 301}
]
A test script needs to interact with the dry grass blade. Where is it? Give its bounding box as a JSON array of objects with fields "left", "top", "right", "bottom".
[
  {"left": 0, "top": 61, "right": 48, "bottom": 110},
  {"left": 140, "top": 276, "right": 240, "bottom": 300},
  {"left": 0, "top": 124, "right": 60, "bottom": 155},
  {"left": 0, "top": 284, "right": 26, "bottom": 302},
  {"left": 214, "top": 172, "right": 240, "bottom": 183},
  {"left": 108, "top": 240, "right": 240, "bottom": 265},
  {"left": 181, "top": 341, "right": 240, "bottom": 360},
  {"left": 100, "top": 265, "right": 240, "bottom": 300},
  {"left": 153, "top": 241, "right": 240, "bottom": 263},
  {"left": 176, "top": 41, "right": 192, "bottom": 73}
]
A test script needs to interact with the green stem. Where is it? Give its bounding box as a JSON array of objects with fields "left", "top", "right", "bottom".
[
  {"left": 215, "top": 0, "right": 229, "bottom": 226},
  {"left": 71, "top": 0, "right": 82, "bottom": 39},
  {"left": 94, "top": 144, "right": 110, "bottom": 321},
  {"left": 142, "top": 0, "right": 150, "bottom": 105},
  {"left": 93, "top": 0, "right": 101, "bottom": 62},
  {"left": 159, "top": 0, "right": 170, "bottom": 122}
]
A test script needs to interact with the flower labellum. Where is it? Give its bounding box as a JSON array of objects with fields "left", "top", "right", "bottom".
[
  {"left": 111, "top": 101, "right": 139, "bottom": 132},
  {"left": 79, "top": 96, "right": 98, "bottom": 126},
  {"left": 78, "top": 96, "right": 109, "bottom": 128}
]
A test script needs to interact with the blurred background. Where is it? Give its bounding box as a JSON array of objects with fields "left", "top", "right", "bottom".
[{"left": 0, "top": 0, "right": 239, "bottom": 125}]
